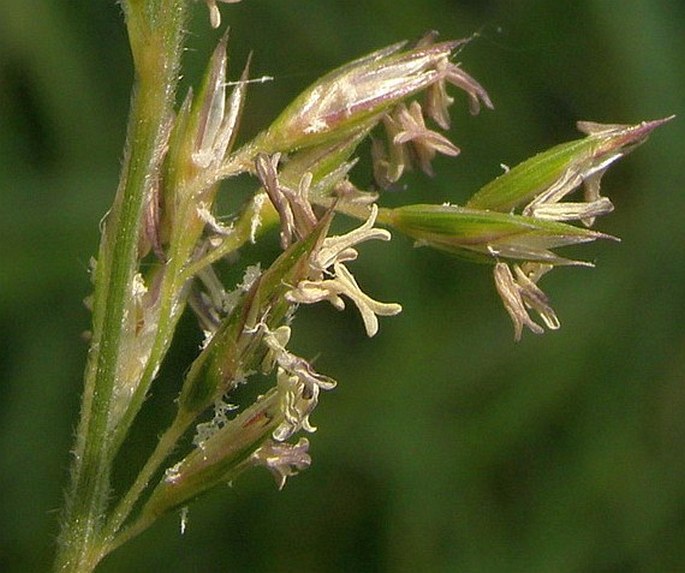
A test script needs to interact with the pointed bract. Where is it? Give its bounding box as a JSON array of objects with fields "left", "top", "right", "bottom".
[
  {"left": 389, "top": 203, "right": 615, "bottom": 266},
  {"left": 466, "top": 117, "right": 674, "bottom": 216},
  {"left": 259, "top": 36, "right": 491, "bottom": 154}
]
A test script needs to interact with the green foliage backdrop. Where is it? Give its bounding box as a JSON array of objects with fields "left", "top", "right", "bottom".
[{"left": 1, "top": 1, "right": 684, "bottom": 571}]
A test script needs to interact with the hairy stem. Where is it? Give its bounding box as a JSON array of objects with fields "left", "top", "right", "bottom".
[{"left": 54, "top": 3, "right": 188, "bottom": 571}]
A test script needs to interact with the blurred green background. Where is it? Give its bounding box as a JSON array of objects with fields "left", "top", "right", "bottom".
[{"left": 1, "top": 1, "right": 684, "bottom": 571}]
